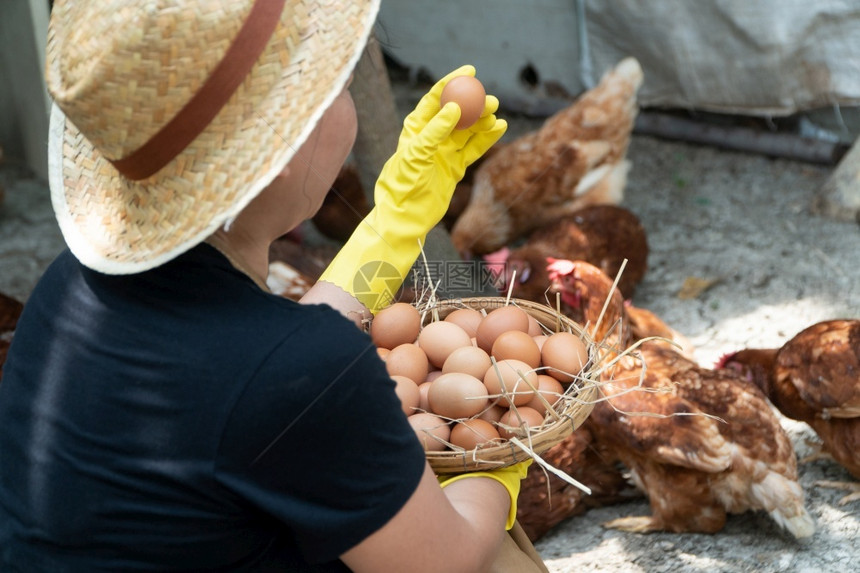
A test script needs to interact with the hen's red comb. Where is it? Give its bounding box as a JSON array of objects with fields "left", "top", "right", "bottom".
[
  {"left": 714, "top": 351, "right": 739, "bottom": 370},
  {"left": 546, "top": 257, "right": 576, "bottom": 279}
]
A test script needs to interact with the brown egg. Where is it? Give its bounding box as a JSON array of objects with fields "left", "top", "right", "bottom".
[
  {"left": 477, "top": 403, "right": 507, "bottom": 424},
  {"left": 376, "top": 347, "right": 390, "bottom": 361},
  {"left": 439, "top": 75, "right": 486, "bottom": 129},
  {"left": 532, "top": 335, "right": 548, "bottom": 351},
  {"left": 475, "top": 306, "right": 530, "bottom": 353},
  {"left": 428, "top": 372, "right": 489, "bottom": 419},
  {"left": 527, "top": 315, "right": 543, "bottom": 337},
  {"left": 497, "top": 407, "right": 545, "bottom": 440},
  {"left": 444, "top": 308, "right": 484, "bottom": 338},
  {"left": 408, "top": 412, "right": 451, "bottom": 451},
  {"left": 416, "top": 382, "right": 432, "bottom": 412},
  {"left": 442, "top": 346, "right": 492, "bottom": 380},
  {"left": 483, "top": 358, "right": 538, "bottom": 407},
  {"left": 449, "top": 419, "right": 502, "bottom": 450},
  {"left": 391, "top": 375, "right": 420, "bottom": 416},
  {"left": 370, "top": 302, "right": 420, "bottom": 349},
  {"left": 417, "top": 321, "right": 473, "bottom": 369},
  {"left": 541, "top": 332, "right": 589, "bottom": 383},
  {"left": 524, "top": 375, "right": 565, "bottom": 415},
  {"left": 491, "top": 330, "right": 541, "bottom": 368},
  {"left": 424, "top": 370, "right": 444, "bottom": 383},
  {"left": 385, "top": 343, "right": 429, "bottom": 386}
]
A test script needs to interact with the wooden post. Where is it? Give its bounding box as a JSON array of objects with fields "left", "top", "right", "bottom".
[
  {"left": 813, "top": 136, "right": 860, "bottom": 222},
  {"left": 349, "top": 34, "right": 400, "bottom": 202},
  {"left": 0, "top": 0, "right": 51, "bottom": 180}
]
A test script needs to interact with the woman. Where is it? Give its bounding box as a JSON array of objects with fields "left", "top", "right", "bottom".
[{"left": 0, "top": 1, "right": 544, "bottom": 571}]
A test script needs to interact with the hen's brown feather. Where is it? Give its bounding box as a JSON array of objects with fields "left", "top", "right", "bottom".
[
  {"left": 776, "top": 320, "right": 860, "bottom": 418},
  {"left": 310, "top": 163, "right": 371, "bottom": 243},
  {"left": 516, "top": 426, "right": 638, "bottom": 542},
  {"left": 505, "top": 205, "right": 648, "bottom": 303},
  {"left": 724, "top": 319, "right": 860, "bottom": 479},
  {"left": 591, "top": 342, "right": 815, "bottom": 537},
  {"left": 0, "top": 293, "right": 24, "bottom": 381},
  {"left": 548, "top": 260, "right": 629, "bottom": 348},
  {"left": 623, "top": 302, "right": 696, "bottom": 360}
]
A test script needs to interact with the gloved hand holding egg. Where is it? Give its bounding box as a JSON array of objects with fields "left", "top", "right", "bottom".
[{"left": 319, "top": 65, "right": 507, "bottom": 313}]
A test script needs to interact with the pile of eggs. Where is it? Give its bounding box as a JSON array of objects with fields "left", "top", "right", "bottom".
[{"left": 371, "top": 302, "right": 589, "bottom": 453}]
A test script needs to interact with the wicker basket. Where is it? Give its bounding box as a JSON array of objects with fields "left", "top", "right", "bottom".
[{"left": 417, "top": 297, "right": 600, "bottom": 473}]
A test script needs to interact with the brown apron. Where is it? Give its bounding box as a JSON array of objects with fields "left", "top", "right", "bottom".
[{"left": 489, "top": 520, "right": 550, "bottom": 573}]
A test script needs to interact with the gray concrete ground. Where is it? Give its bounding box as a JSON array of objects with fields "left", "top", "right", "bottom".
[
  {"left": 0, "top": 161, "right": 64, "bottom": 303},
  {"left": 2, "top": 115, "right": 859, "bottom": 571}
]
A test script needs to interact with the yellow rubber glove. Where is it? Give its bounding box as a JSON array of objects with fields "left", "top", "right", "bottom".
[
  {"left": 438, "top": 460, "right": 532, "bottom": 530},
  {"left": 319, "top": 65, "right": 508, "bottom": 313}
]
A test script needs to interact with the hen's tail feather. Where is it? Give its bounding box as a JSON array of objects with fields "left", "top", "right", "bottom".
[
  {"left": 753, "top": 472, "right": 816, "bottom": 538},
  {"left": 613, "top": 57, "right": 645, "bottom": 89},
  {"left": 772, "top": 507, "right": 816, "bottom": 539}
]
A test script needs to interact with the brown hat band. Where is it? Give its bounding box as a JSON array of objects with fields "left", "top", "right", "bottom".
[{"left": 109, "top": 0, "right": 286, "bottom": 181}]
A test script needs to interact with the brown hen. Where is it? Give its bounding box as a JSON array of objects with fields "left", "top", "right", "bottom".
[
  {"left": 544, "top": 259, "right": 630, "bottom": 349},
  {"left": 623, "top": 301, "right": 696, "bottom": 360},
  {"left": 545, "top": 258, "right": 695, "bottom": 358},
  {"left": 721, "top": 319, "right": 860, "bottom": 504},
  {"left": 516, "top": 425, "right": 638, "bottom": 542},
  {"left": 267, "top": 237, "right": 338, "bottom": 301},
  {"left": 547, "top": 264, "right": 814, "bottom": 538},
  {"left": 309, "top": 163, "right": 371, "bottom": 243},
  {"left": 589, "top": 341, "right": 815, "bottom": 538},
  {"left": 0, "top": 293, "right": 24, "bottom": 381},
  {"left": 450, "top": 58, "right": 644, "bottom": 257},
  {"left": 503, "top": 204, "right": 648, "bottom": 304}
]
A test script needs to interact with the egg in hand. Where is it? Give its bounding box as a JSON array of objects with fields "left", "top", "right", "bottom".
[{"left": 440, "top": 75, "right": 486, "bottom": 129}]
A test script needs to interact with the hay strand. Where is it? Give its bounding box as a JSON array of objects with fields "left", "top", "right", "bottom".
[{"left": 509, "top": 436, "right": 592, "bottom": 495}]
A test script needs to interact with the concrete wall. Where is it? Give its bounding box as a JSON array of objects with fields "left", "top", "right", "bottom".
[{"left": 0, "top": 0, "right": 51, "bottom": 181}]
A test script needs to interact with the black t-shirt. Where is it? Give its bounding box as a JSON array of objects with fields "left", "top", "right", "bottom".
[{"left": 0, "top": 245, "right": 426, "bottom": 571}]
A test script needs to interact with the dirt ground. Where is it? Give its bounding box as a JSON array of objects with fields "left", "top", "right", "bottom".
[{"left": 2, "top": 102, "right": 859, "bottom": 572}]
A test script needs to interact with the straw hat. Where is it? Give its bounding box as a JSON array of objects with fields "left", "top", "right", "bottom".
[{"left": 46, "top": 0, "right": 380, "bottom": 274}]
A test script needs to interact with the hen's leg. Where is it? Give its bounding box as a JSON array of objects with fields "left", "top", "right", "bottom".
[
  {"left": 799, "top": 439, "right": 832, "bottom": 464},
  {"left": 601, "top": 472, "right": 726, "bottom": 534},
  {"left": 815, "top": 480, "right": 860, "bottom": 505},
  {"left": 602, "top": 515, "right": 661, "bottom": 533},
  {"left": 603, "top": 507, "right": 726, "bottom": 534}
]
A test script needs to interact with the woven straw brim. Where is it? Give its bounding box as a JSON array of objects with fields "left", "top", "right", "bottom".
[
  {"left": 419, "top": 298, "right": 600, "bottom": 474},
  {"left": 48, "top": 1, "right": 379, "bottom": 274}
]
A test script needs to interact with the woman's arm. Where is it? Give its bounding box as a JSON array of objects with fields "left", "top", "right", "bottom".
[
  {"left": 299, "top": 281, "right": 372, "bottom": 329},
  {"left": 340, "top": 463, "right": 511, "bottom": 573}
]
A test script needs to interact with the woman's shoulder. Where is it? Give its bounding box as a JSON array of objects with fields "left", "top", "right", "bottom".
[
  {"left": 263, "top": 299, "right": 382, "bottom": 383},
  {"left": 216, "top": 298, "right": 409, "bottom": 475}
]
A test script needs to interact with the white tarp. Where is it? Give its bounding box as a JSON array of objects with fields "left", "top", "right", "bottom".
[{"left": 584, "top": 0, "right": 860, "bottom": 116}]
